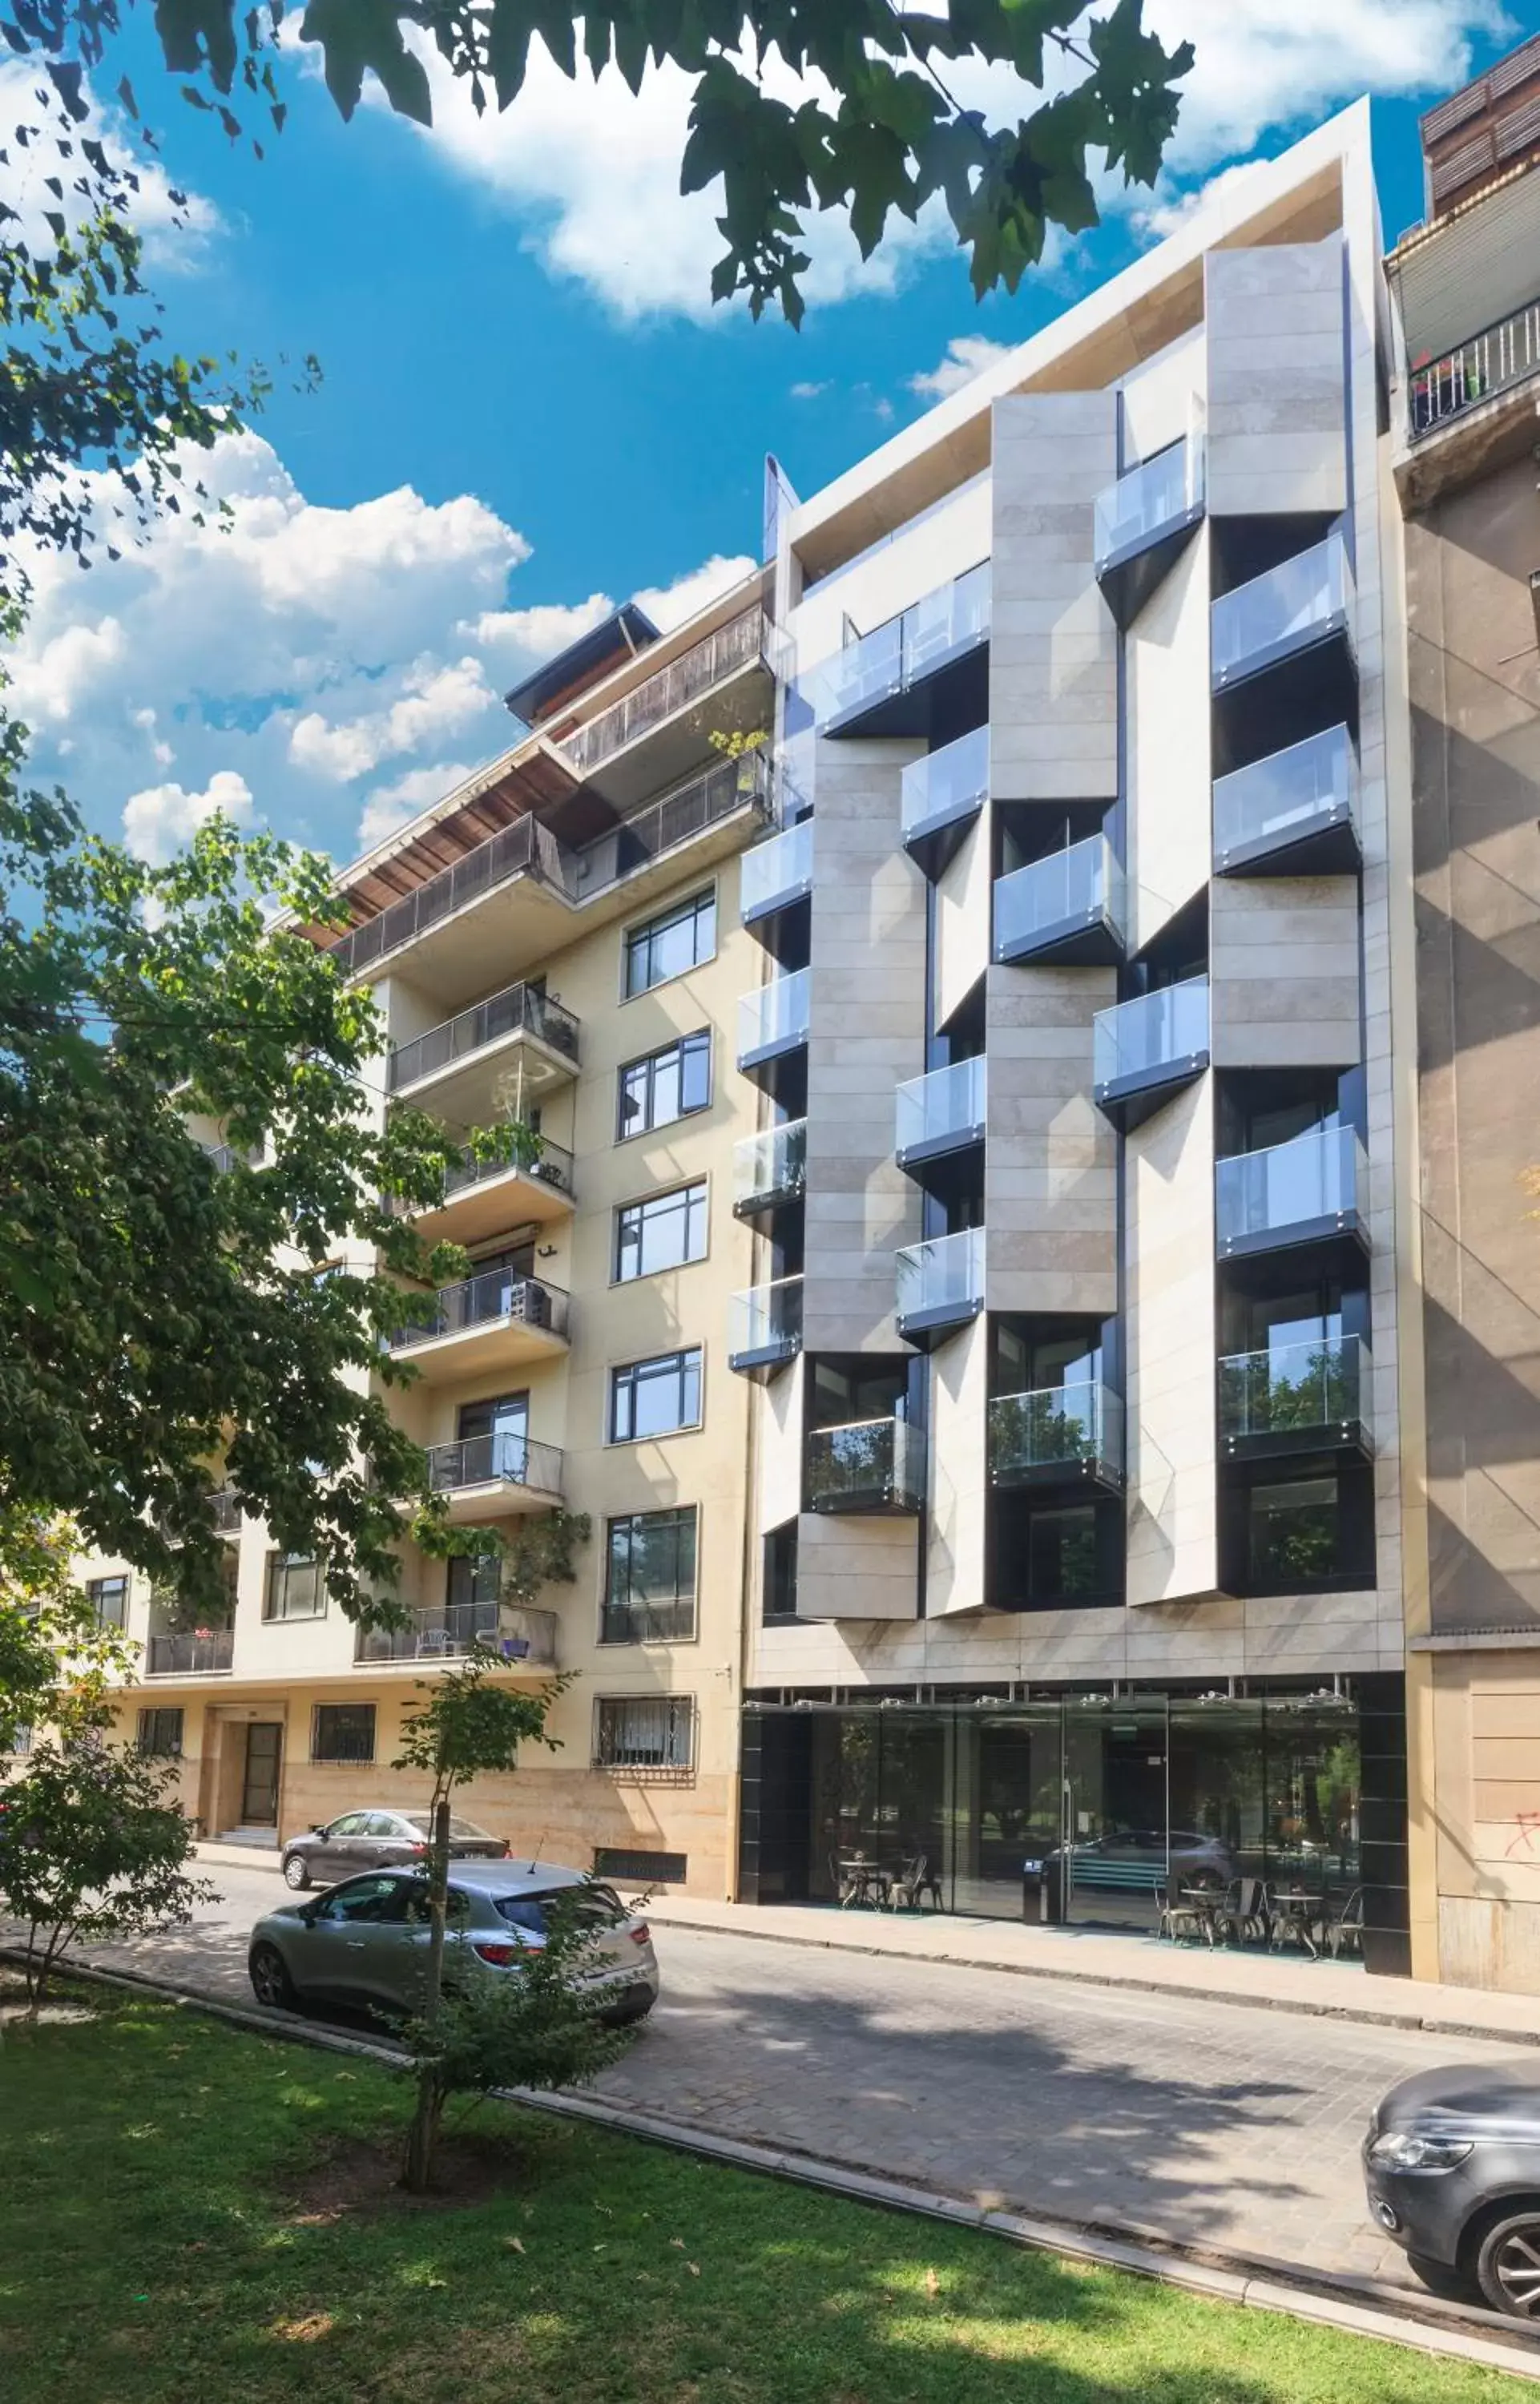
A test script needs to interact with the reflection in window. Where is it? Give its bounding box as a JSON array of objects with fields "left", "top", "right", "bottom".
[
  {"left": 624, "top": 891, "right": 716, "bottom": 998},
  {"left": 1249, "top": 1477, "right": 1339, "bottom": 1584}
]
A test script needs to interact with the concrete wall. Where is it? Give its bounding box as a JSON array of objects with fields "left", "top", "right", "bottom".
[
  {"left": 983, "top": 962, "right": 1117, "bottom": 1316},
  {"left": 1124, "top": 1074, "right": 1220, "bottom": 1606},
  {"left": 1427, "top": 1651, "right": 1540, "bottom": 1995},
  {"left": 1209, "top": 876, "right": 1362, "bottom": 1067},
  {"left": 1204, "top": 238, "right": 1347, "bottom": 518},
  {"left": 1125, "top": 522, "right": 1211, "bottom": 950},
  {"left": 927, "top": 1315, "right": 989, "bottom": 1619},
  {"left": 794, "top": 1510, "right": 920, "bottom": 1624},
  {"left": 935, "top": 810, "right": 992, "bottom": 1028}
]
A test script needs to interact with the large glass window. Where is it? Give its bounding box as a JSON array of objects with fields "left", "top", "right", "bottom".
[
  {"left": 311, "top": 1703, "right": 376, "bottom": 1765},
  {"left": 87, "top": 1575, "right": 128, "bottom": 1630},
  {"left": 447, "top": 1554, "right": 502, "bottom": 1611},
  {"left": 1026, "top": 1504, "right": 1102, "bottom": 1600},
  {"left": 136, "top": 1708, "right": 184, "bottom": 1758},
  {"left": 264, "top": 1554, "right": 326, "bottom": 1621},
  {"left": 1249, "top": 1476, "right": 1340, "bottom": 1586},
  {"left": 617, "top": 1030, "right": 712, "bottom": 1138},
  {"left": 609, "top": 1347, "right": 703, "bottom": 1442},
  {"left": 623, "top": 890, "right": 716, "bottom": 998},
  {"left": 615, "top": 1181, "right": 708, "bottom": 1282},
  {"left": 602, "top": 1508, "right": 698, "bottom": 1644},
  {"left": 595, "top": 1696, "right": 695, "bottom": 1773},
  {"left": 762, "top": 1520, "right": 798, "bottom": 1621}
]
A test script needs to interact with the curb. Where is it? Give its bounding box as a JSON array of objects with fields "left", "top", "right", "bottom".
[{"left": 6, "top": 1946, "right": 1538, "bottom": 2383}]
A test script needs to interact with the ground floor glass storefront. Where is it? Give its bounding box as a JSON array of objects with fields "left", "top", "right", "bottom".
[{"left": 740, "top": 1679, "right": 1409, "bottom": 1972}]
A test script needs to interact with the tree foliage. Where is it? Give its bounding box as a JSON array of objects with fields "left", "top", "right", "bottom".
[
  {"left": 4, "top": 2, "right": 1192, "bottom": 323},
  {"left": 498, "top": 1507, "right": 591, "bottom": 1616}
]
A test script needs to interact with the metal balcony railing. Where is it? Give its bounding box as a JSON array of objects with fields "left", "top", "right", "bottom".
[
  {"left": 441, "top": 1135, "right": 574, "bottom": 1206},
  {"left": 741, "top": 816, "right": 813, "bottom": 921},
  {"left": 894, "top": 1059, "right": 986, "bottom": 1163},
  {"left": 1215, "top": 1125, "right": 1367, "bottom": 1256},
  {"left": 728, "top": 1276, "right": 804, "bottom": 1367},
  {"left": 1093, "top": 434, "right": 1205, "bottom": 567},
  {"left": 733, "top": 1118, "right": 807, "bottom": 1212},
  {"left": 388, "top": 1270, "right": 569, "bottom": 1353},
  {"left": 1411, "top": 297, "right": 1540, "bottom": 438},
  {"left": 900, "top": 723, "right": 989, "bottom": 838},
  {"left": 558, "top": 606, "right": 772, "bottom": 777},
  {"left": 389, "top": 980, "right": 580, "bottom": 1095},
  {"left": 811, "top": 562, "right": 990, "bottom": 727},
  {"left": 355, "top": 1603, "right": 558, "bottom": 1667},
  {"left": 738, "top": 967, "right": 810, "bottom": 1062},
  {"left": 424, "top": 1432, "right": 563, "bottom": 1496},
  {"left": 1093, "top": 976, "right": 1209, "bottom": 1097},
  {"left": 805, "top": 1415, "right": 925, "bottom": 1512},
  {"left": 989, "top": 1380, "right": 1123, "bottom": 1483},
  {"left": 209, "top": 1484, "right": 241, "bottom": 1534},
  {"left": 1211, "top": 533, "right": 1353, "bottom": 688},
  {"left": 571, "top": 752, "right": 770, "bottom": 897},
  {"left": 146, "top": 1628, "right": 234, "bottom": 1676},
  {"left": 329, "top": 816, "right": 576, "bottom": 979},
  {"left": 994, "top": 834, "right": 1123, "bottom": 959},
  {"left": 895, "top": 1228, "right": 984, "bottom": 1328},
  {"left": 1212, "top": 724, "right": 1357, "bottom": 870},
  {"left": 1217, "top": 1333, "right": 1369, "bottom": 1446}
]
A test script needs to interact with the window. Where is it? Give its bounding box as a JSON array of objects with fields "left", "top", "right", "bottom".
[
  {"left": 447, "top": 1552, "right": 502, "bottom": 1618},
  {"left": 617, "top": 1029, "right": 712, "bottom": 1139},
  {"left": 137, "top": 1708, "right": 184, "bottom": 1758},
  {"left": 603, "top": 1508, "right": 698, "bottom": 1644},
  {"left": 595, "top": 1696, "right": 695, "bottom": 1777},
  {"left": 1248, "top": 1477, "right": 1340, "bottom": 1586},
  {"left": 1026, "top": 1504, "right": 1102, "bottom": 1601},
  {"left": 615, "top": 1181, "right": 708, "bottom": 1282},
  {"left": 264, "top": 1554, "right": 326, "bottom": 1622},
  {"left": 87, "top": 1575, "right": 128, "bottom": 1631},
  {"left": 624, "top": 889, "right": 716, "bottom": 997},
  {"left": 312, "top": 1703, "right": 376, "bottom": 1765},
  {"left": 762, "top": 1520, "right": 799, "bottom": 1622},
  {"left": 609, "top": 1347, "right": 703, "bottom": 1443},
  {"left": 312, "top": 1873, "right": 409, "bottom": 1923},
  {"left": 10, "top": 1723, "right": 32, "bottom": 1757}
]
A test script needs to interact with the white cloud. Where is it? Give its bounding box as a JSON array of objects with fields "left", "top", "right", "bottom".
[
  {"left": 123, "top": 769, "right": 253, "bottom": 865},
  {"left": 470, "top": 593, "right": 615, "bottom": 680},
  {"left": 357, "top": 761, "right": 475, "bottom": 852},
  {"left": 635, "top": 553, "right": 756, "bottom": 631},
  {"left": 0, "top": 59, "right": 226, "bottom": 272},
  {"left": 790, "top": 381, "right": 829, "bottom": 401},
  {"left": 909, "top": 337, "right": 1015, "bottom": 403},
  {"left": 288, "top": 656, "right": 495, "bottom": 783}
]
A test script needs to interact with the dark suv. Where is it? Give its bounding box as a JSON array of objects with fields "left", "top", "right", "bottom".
[{"left": 1365, "top": 2059, "right": 1540, "bottom": 2317}]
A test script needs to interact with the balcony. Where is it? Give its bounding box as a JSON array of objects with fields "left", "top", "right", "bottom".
[
  {"left": 407, "top": 1136, "right": 575, "bottom": 1248},
  {"left": 901, "top": 724, "right": 989, "bottom": 877},
  {"left": 738, "top": 967, "right": 810, "bottom": 1095},
  {"left": 424, "top": 1433, "right": 564, "bottom": 1520},
  {"left": 895, "top": 1227, "right": 984, "bottom": 1349},
  {"left": 209, "top": 1484, "right": 241, "bottom": 1535},
  {"left": 387, "top": 1270, "right": 570, "bottom": 1385},
  {"left": 356, "top": 1602, "right": 558, "bottom": 1670},
  {"left": 1412, "top": 296, "right": 1540, "bottom": 441},
  {"left": 1211, "top": 534, "right": 1357, "bottom": 771},
  {"left": 1213, "top": 723, "right": 1360, "bottom": 878},
  {"left": 728, "top": 1276, "right": 804, "bottom": 1378},
  {"left": 1093, "top": 433, "right": 1205, "bottom": 626},
  {"left": 740, "top": 815, "right": 812, "bottom": 938},
  {"left": 1092, "top": 975, "right": 1209, "bottom": 1129},
  {"left": 806, "top": 1415, "right": 925, "bottom": 1515},
  {"left": 328, "top": 813, "right": 577, "bottom": 982},
  {"left": 1218, "top": 1333, "right": 1372, "bottom": 1462},
  {"left": 556, "top": 604, "right": 776, "bottom": 807},
  {"left": 894, "top": 1058, "right": 986, "bottom": 1186},
  {"left": 145, "top": 1628, "right": 234, "bottom": 1678},
  {"left": 388, "top": 979, "right": 579, "bottom": 1115},
  {"left": 733, "top": 1119, "right": 806, "bottom": 1217},
  {"left": 811, "top": 563, "right": 990, "bottom": 740},
  {"left": 994, "top": 833, "right": 1125, "bottom": 968},
  {"left": 988, "top": 1380, "right": 1124, "bottom": 1490},
  {"left": 1216, "top": 1125, "right": 1369, "bottom": 1272}
]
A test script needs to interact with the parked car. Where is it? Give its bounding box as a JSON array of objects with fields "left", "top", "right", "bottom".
[
  {"left": 280, "top": 1809, "right": 508, "bottom": 1890},
  {"left": 1026, "top": 1828, "right": 1236, "bottom": 1898},
  {"left": 248, "top": 1859, "right": 659, "bottom": 2027},
  {"left": 1364, "top": 2059, "right": 1540, "bottom": 2317}
]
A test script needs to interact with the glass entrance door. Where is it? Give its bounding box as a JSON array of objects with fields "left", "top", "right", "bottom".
[
  {"left": 1060, "top": 1704, "right": 1171, "bottom": 1931},
  {"left": 241, "top": 1722, "right": 283, "bottom": 1825}
]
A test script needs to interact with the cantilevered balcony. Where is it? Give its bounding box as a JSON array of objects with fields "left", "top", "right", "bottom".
[
  {"left": 737, "top": 967, "right": 810, "bottom": 1095},
  {"left": 1412, "top": 296, "right": 1540, "bottom": 441},
  {"left": 423, "top": 1432, "right": 564, "bottom": 1520},
  {"left": 811, "top": 563, "right": 990, "bottom": 740},
  {"left": 740, "top": 816, "right": 812, "bottom": 937},
  {"left": 408, "top": 1136, "right": 575, "bottom": 1248},
  {"left": 1215, "top": 1125, "right": 1369, "bottom": 1269},
  {"left": 555, "top": 603, "right": 776, "bottom": 808},
  {"left": 895, "top": 1228, "right": 984, "bottom": 1348},
  {"left": 1211, "top": 533, "right": 1357, "bottom": 772},
  {"left": 356, "top": 1603, "right": 558, "bottom": 1670},
  {"left": 1093, "top": 433, "right": 1205, "bottom": 626},
  {"left": 805, "top": 1415, "right": 925, "bottom": 1515},
  {"left": 894, "top": 1058, "right": 986, "bottom": 1186},
  {"left": 988, "top": 1380, "right": 1124, "bottom": 1490},
  {"left": 901, "top": 724, "right": 988, "bottom": 877},
  {"left": 387, "top": 1270, "right": 570, "bottom": 1385},
  {"left": 388, "top": 979, "right": 580, "bottom": 1118},
  {"left": 1092, "top": 976, "right": 1209, "bottom": 1128},
  {"left": 733, "top": 1119, "right": 806, "bottom": 1218},
  {"left": 1218, "top": 1333, "right": 1372, "bottom": 1462},
  {"left": 728, "top": 1276, "right": 804, "bottom": 1378},
  {"left": 145, "top": 1628, "right": 234, "bottom": 1677},
  {"left": 994, "top": 834, "right": 1125, "bottom": 967},
  {"left": 1213, "top": 723, "right": 1361, "bottom": 877}
]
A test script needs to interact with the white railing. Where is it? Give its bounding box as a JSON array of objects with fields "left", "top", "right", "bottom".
[{"left": 1411, "top": 298, "right": 1540, "bottom": 439}]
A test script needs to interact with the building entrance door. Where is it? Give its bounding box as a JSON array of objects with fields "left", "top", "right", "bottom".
[
  {"left": 1061, "top": 1704, "right": 1170, "bottom": 1932},
  {"left": 241, "top": 1723, "right": 284, "bottom": 1825}
]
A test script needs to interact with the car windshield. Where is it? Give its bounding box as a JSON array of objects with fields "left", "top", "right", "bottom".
[
  {"left": 400, "top": 1813, "right": 492, "bottom": 1840},
  {"left": 492, "top": 1884, "right": 624, "bottom": 1937}
]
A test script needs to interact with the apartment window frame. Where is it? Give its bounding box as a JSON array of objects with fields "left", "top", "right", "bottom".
[
  {"left": 613, "top": 1178, "right": 710, "bottom": 1285},
  {"left": 87, "top": 1574, "right": 129, "bottom": 1632},
  {"left": 264, "top": 1552, "right": 328, "bottom": 1624},
  {"left": 137, "top": 1707, "right": 184, "bottom": 1758},
  {"left": 615, "top": 1027, "right": 712, "bottom": 1141},
  {"left": 594, "top": 1694, "right": 696, "bottom": 1781},
  {"left": 600, "top": 1506, "right": 699, "bottom": 1646},
  {"left": 623, "top": 888, "right": 716, "bottom": 1000},
  {"left": 607, "top": 1345, "right": 704, "bottom": 1445},
  {"left": 311, "top": 1702, "right": 377, "bottom": 1765}
]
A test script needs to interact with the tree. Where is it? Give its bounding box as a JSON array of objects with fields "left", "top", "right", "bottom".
[
  {"left": 500, "top": 1508, "right": 591, "bottom": 1616},
  {"left": 393, "top": 1650, "right": 570, "bottom": 2191},
  {"left": 10, "top": 2, "right": 1192, "bottom": 324}
]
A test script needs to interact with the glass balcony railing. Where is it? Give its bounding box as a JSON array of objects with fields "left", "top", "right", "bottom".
[
  {"left": 729, "top": 1276, "right": 804, "bottom": 1368},
  {"left": 988, "top": 1380, "right": 1124, "bottom": 1485},
  {"left": 901, "top": 724, "right": 989, "bottom": 840},
  {"left": 1094, "top": 435, "right": 1204, "bottom": 567},
  {"left": 388, "top": 1270, "right": 569, "bottom": 1353},
  {"left": 894, "top": 1058, "right": 986, "bottom": 1163},
  {"left": 811, "top": 562, "right": 990, "bottom": 728},
  {"left": 1213, "top": 724, "right": 1357, "bottom": 871},
  {"left": 895, "top": 1228, "right": 984, "bottom": 1331},
  {"left": 733, "top": 1119, "right": 807, "bottom": 1212},
  {"left": 1218, "top": 1333, "right": 1369, "bottom": 1449},
  {"left": 741, "top": 817, "right": 812, "bottom": 922},
  {"left": 389, "top": 979, "right": 580, "bottom": 1095},
  {"left": 424, "top": 1432, "right": 563, "bottom": 1496},
  {"left": 738, "top": 967, "right": 811, "bottom": 1063},
  {"left": 1215, "top": 1126, "right": 1367, "bottom": 1257},
  {"left": 994, "top": 834, "right": 1123, "bottom": 962},
  {"left": 805, "top": 1415, "right": 925, "bottom": 1513},
  {"left": 1092, "top": 976, "right": 1209, "bottom": 1100},
  {"left": 1211, "top": 532, "right": 1354, "bottom": 688}
]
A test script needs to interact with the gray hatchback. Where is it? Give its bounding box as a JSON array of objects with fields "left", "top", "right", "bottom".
[
  {"left": 248, "top": 1859, "right": 659, "bottom": 2027},
  {"left": 280, "top": 1809, "right": 508, "bottom": 1890}
]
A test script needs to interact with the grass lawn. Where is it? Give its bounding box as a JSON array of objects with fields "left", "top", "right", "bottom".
[{"left": 0, "top": 1991, "right": 1533, "bottom": 2404}]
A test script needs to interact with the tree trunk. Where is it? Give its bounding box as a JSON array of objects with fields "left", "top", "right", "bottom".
[{"left": 401, "top": 1792, "right": 452, "bottom": 2193}]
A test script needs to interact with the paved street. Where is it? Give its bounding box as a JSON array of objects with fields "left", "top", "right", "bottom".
[{"left": 36, "top": 1858, "right": 1536, "bottom": 2298}]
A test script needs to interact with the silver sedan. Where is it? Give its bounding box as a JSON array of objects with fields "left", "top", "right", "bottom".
[
  {"left": 280, "top": 1808, "right": 508, "bottom": 1890},
  {"left": 248, "top": 1859, "right": 659, "bottom": 2026}
]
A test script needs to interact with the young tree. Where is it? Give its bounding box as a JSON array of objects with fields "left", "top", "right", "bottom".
[{"left": 393, "top": 1652, "right": 572, "bottom": 2191}]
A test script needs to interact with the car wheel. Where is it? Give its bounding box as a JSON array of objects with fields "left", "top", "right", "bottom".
[
  {"left": 1406, "top": 2250, "right": 1473, "bottom": 2301},
  {"left": 249, "top": 1942, "right": 301, "bottom": 2013},
  {"left": 282, "top": 1853, "right": 310, "bottom": 1891},
  {"left": 1475, "top": 2208, "right": 1540, "bottom": 2317}
]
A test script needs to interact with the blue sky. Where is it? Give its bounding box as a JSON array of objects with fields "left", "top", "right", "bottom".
[{"left": 4, "top": 2, "right": 1534, "bottom": 869}]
